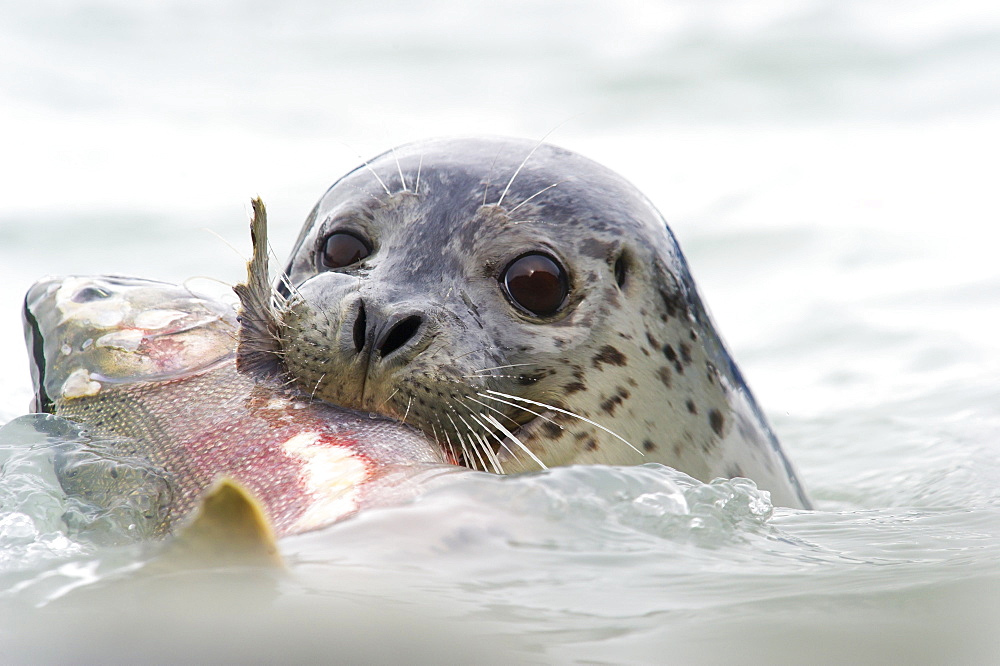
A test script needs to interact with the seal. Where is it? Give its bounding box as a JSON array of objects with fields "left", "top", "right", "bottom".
[{"left": 276, "top": 137, "right": 811, "bottom": 508}]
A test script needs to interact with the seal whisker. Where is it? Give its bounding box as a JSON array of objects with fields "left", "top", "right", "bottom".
[
  {"left": 442, "top": 411, "right": 473, "bottom": 468},
  {"left": 497, "top": 131, "right": 560, "bottom": 208},
  {"left": 379, "top": 388, "right": 400, "bottom": 408},
  {"left": 432, "top": 418, "right": 461, "bottom": 466},
  {"left": 357, "top": 161, "right": 392, "bottom": 197},
  {"left": 465, "top": 373, "right": 533, "bottom": 381},
  {"left": 402, "top": 394, "right": 413, "bottom": 424},
  {"left": 464, "top": 362, "right": 534, "bottom": 377},
  {"left": 275, "top": 272, "right": 298, "bottom": 302},
  {"left": 480, "top": 389, "right": 641, "bottom": 455},
  {"left": 472, "top": 428, "right": 505, "bottom": 474},
  {"left": 471, "top": 392, "right": 560, "bottom": 427},
  {"left": 273, "top": 374, "right": 299, "bottom": 389},
  {"left": 343, "top": 182, "right": 387, "bottom": 205},
  {"left": 435, "top": 424, "right": 459, "bottom": 466},
  {"left": 309, "top": 373, "right": 327, "bottom": 399},
  {"left": 445, "top": 411, "right": 491, "bottom": 472},
  {"left": 457, "top": 397, "right": 546, "bottom": 470},
  {"left": 450, "top": 430, "right": 471, "bottom": 469},
  {"left": 482, "top": 145, "right": 505, "bottom": 207},
  {"left": 451, "top": 345, "right": 511, "bottom": 362},
  {"left": 453, "top": 408, "right": 503, "bottom": 473},
  {"left": 182, "top": 275, "right": 234, "bottom": 293},
  {"left": 496, "top": 143, "right": 541, "bottom": 208},
  {"left": 450, "top": 403, "right": 502, "bottom": 472},
  {"left": 201, "top": 227, "right": 249, "bottom": 263},
  {"left": 461, "top": 394, "right": 525, "bottom": 429},
  {"left": 265, "top": 240, "right": 301, "bottom": 303},
  {"left": 481, "top": 412, "right": 547, "bottom": 470},
  {"left": 464, "top": 407, "right": 517, "bottom": 458},
  {"left": 507, "top": 180, "right": 565, "bottom": 214},
  {"left": 456, "top": 403, "right": 515, "bottom": 471},
  {"left": 276, "top": 272, "right": 303, "bottom": 305},
  {"left": 390, "top": 147, "right": 408, "bottom": 193},
  {"left": 414, "top": 154, "right": 424, "bottom": 195}
]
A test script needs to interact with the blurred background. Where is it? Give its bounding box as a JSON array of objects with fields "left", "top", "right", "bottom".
[
  {"left": 3, "top": 1, "right": 997, "bottom": 224},
  {"left": 2, "top": 0, "right": 999, "bottom": 421},
  {"left": 4, "top": 0, "right": 999, "bottom": 422}
]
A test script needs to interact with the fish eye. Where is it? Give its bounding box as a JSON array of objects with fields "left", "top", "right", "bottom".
[
  {"left": 501, "top": 253, "right": 569, "bottom": 316},
  {"left": 320, "top": 232, "right": 371, "bottom": 269},
  {"left": 72, "top": 286, "right": 111, "bottom": 303}
]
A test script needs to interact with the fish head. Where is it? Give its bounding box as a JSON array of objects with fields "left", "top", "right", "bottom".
[{"left": 23, "top": 276, "right": 238, "bottom": 411}]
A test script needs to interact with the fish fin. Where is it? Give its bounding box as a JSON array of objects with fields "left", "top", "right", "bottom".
[
  {"left": 22, "top": 287, "right": 54, "bottom": 413},
  {"left": 234, "top": 197, "right": 285, "bottom": 379},
  {"left": 161, "top": 478, "right": 282, "bottom": 568}
]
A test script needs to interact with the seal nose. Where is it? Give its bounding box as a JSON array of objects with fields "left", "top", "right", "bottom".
[
  {"left": 352, "top": 301, "right": 367, "bottom": 353},
  {"left": 375, "top": 315, "right": 423, "bottom": 358},
  {"left": 349, "top": 299, "right": 425, "bottom": 360}
]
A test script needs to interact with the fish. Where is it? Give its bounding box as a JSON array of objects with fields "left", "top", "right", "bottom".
[{"left": 22, "top": 199, "right": 455, "bottom": 538}]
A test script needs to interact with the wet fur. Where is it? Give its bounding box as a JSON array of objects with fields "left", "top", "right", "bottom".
[{"left": 273, "top": 138, "right": 811, "bottom": 508}]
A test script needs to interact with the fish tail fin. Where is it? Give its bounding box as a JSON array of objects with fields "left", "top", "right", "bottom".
[
  {"left": 234, "top": 197, "right": 285, "bottom": 378},
  {"left": 162, "top": 478, "right": 282, "bottom": 568}
]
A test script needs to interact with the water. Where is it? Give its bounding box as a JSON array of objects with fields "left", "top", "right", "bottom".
[{"left": 1, "top": 0, "right": 999, "bottom": 662}]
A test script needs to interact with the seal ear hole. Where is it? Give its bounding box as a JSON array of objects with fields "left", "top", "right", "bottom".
[{"left": 614, "top": 252, "right": 628, "bottom": 289}]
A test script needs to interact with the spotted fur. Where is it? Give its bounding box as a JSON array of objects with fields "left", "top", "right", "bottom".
[{"left": 277, "top": 137, "right": 811, "bottom": 508}]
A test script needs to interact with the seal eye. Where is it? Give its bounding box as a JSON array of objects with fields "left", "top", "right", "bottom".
[
  {"left": 502, "top": 253, "right": 568, "bottom": 316},
  {"left": 320, "top": 232, "right": 371, "bottom": 269}
]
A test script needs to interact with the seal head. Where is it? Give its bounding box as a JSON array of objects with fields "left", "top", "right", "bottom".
[{"left": 280, "top": 137, "right": 810, "bottom": 508}]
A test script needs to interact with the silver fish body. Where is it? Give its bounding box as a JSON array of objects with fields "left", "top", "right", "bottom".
[{"left": 23, "top": 275, "right": 451, "bottom": 537}]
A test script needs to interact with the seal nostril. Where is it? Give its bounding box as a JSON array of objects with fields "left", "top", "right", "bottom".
[
  {"left": 377, "top": 315, "right": 422, "bottom": 358},
  {"left": 352, "top": 302, "right": 367, "bottom": 353}
]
